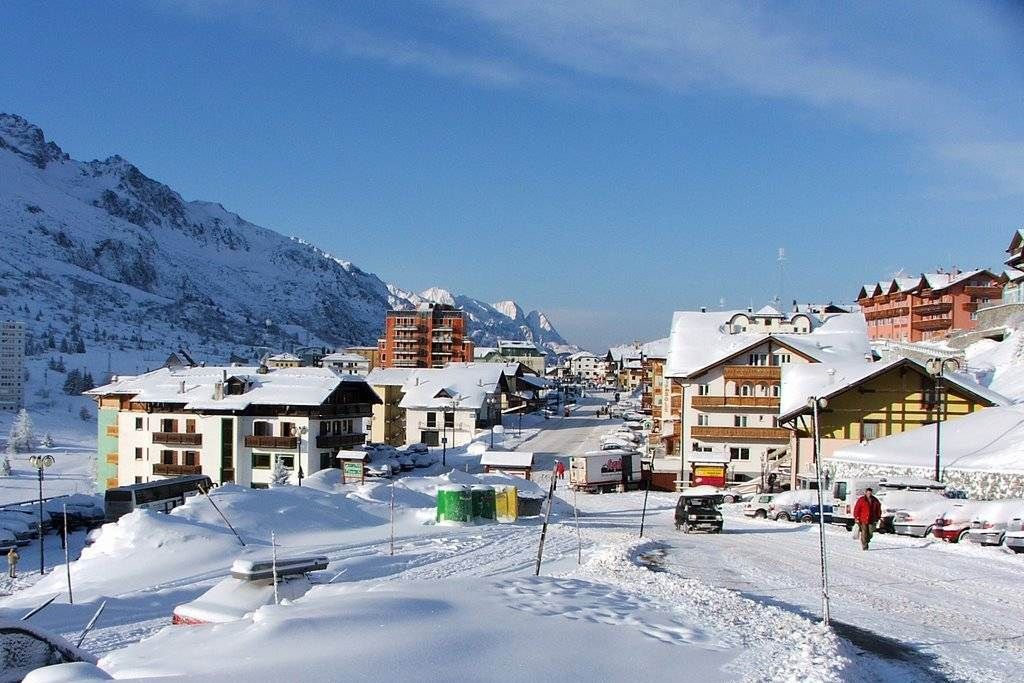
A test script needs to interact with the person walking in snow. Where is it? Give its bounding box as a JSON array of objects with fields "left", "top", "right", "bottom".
[
  {"left": 555, "top": 460, "right": 566, "bottom": 480},
  {"left": 7, "top": 547, "right": 19, "bottom": 579},
  {"left": 853, "top": 487, "right": 882, "bottom": 550}
]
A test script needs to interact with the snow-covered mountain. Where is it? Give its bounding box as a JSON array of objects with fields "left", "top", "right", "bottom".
[{"left": 0, "top": 113, "right": 574, "bottom": 363}]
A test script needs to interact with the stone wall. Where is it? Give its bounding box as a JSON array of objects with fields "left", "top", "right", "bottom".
[{"left": 830, "top": 460, "right": 1024, "bottom": 500}]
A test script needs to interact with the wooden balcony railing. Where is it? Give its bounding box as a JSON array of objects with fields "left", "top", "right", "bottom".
[
  {"left": 913, "top": 301, "right": 952, "bottom": 316},
  {"left": 863, "top": 307, "right": 908, "bottom": 321},
  {"left": 964, "top": 286, "right": 1002, "bottom": 298},
  {"left": 722, "top": 366, "right": 781, "bottom": 381},
  {"left": 911, "top": 317, "right": 953, "bottom": 332},
  {"left": 154, "top": 463, "right": 203, "bottom": 476},
  {"left": 315, "top": 433, "right": 367, "bottom": 449},
  {"left": 690, "top": 426, "right": 789, "bottom": 441},
  {"left": 692, "top": 395, "right": 780, "bottom": 409},
  {"left": 105, "top": 425, "right": 119, "bottom": 437},
  {"left": 152, "top": 432, "right": 202, "bottom": 446},
  {"left": 244, "top": 435, "right": 298, "bottom": 449}
]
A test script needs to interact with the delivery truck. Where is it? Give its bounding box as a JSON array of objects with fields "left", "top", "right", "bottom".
[{"left": 569, "top": 449, "right": 642, "bottom": 493}]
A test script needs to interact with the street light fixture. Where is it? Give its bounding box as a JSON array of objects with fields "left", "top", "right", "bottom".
[
  {"left": 28, "top": 454, "right": 55, "bottom": 575},
  {"left": 926, "top": 357, "right": 961, "bottom": 483}
]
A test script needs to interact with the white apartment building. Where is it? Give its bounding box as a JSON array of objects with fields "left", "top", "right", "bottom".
[
  {"left": 320, "top": 352, "right": 371, "bottom": 375},
  {"left": 398, "top": 363, "right": 508, "bottom": 448},
  {"left": 568, "top": 352, "right": 606, "bottom": 383},
  {"left": 0, "top": 321, "right": 25, "bottom": 411},
  {"left": 664, "top": 308, "right": 870, "bottom": 485},
  {"left": 87, "top": 365, "right": 380, "bottom": 489}
]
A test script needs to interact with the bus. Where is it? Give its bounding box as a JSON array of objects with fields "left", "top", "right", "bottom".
[{"left": 104, "top": 475, "right": 213, "bottom": 522}]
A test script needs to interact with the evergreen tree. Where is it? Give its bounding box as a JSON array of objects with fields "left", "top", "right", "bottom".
[
  {"left": 270, "top": 456, "right": 291, "bottom": 487},
  {"left": 81, "top": 370, "right": 96, "bottom": 391},
  {"left": 8, "top": 409, "right": 35, "bottom": 452},
  {"left": 75, "top": 337, "right": 86, "bottom": 353},
  {"left": 62, "top": 368, "right": 82, "bottom": 395},
  {"left": 59, "top": 337, "right": 70, "bottom": 353},
  {"left": 1, "top": 453, "right": 10, "bottom": 477},
  {"left": 42, "top": 433, "right": 54, "bottom": 448}
]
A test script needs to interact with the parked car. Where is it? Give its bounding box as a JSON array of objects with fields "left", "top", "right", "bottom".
[
  {"left": 793, "top": 503, "right": 833, "bottom": 523},
  {"left": 875, "top": 490, "right": 950, "bottom": 534},
  {"left": 411, "top": 450, "right": 435, "bottom": 468},
  {"left": 892, "top": 498, "right": 961, "bottom": 537},
  {"left": 767, "top": 490, "right": 823, "bottom": 521},
  {"left": 964, "top": 499, "right": 1024, "bottom": 547},
  {"left": 932, "top": 501, "right": 984, "bottom": 543},
  {"left": 1005, "top": 531, "right": 1024, "bottom": 554},
  {"left": 743, "top": 494, "right": 776, "bottom": 519}
]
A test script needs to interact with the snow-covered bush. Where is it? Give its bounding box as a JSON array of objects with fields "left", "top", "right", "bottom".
[
  {"left": 42, "top": 433, "right": 55, "bottom": 448},
  {"left": 270, "top": 457, "right": 290, "bottom": 487},
  {"left": 1, "top": 454, "right": 11, "bottom": 476}
]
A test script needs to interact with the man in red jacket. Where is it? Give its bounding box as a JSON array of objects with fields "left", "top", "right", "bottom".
[{"left": 853, "top": 487, "right": 882, "bottom": 550}]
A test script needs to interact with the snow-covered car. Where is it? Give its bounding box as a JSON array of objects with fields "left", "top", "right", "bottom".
[
  {"left": 876, "top": 490, "right": 951, "bottom": 534},
  {"left": 411, "top": 451, "right": 435, "bottom": 468},
  {"left": 364, "top": 461, "right": 394, "bottom": 478},
  {"left": 743, "top": 494, "right": 776, "bottom": 519},
  {"left": 1005, "top": 531, "right": 1024, "bottom": 554},
  {"left": 892, "top": 498, "right": 963, "bottom": 537},
  {"left": 932, "top": 501, "right": 984, "bottom": 543},
  {"left": 623, "top": 411, "right": 645, "bottom": 422},
  {"left": 406, "top": 443, "right": 429, "bottom": 454},
  {"left": 395, "top": 452, "right": 415, "bottom": 471},
  {"left": 964, "top": 499, "right": 1024, "bottom": 547},
  {"left": 0, "top": 512, "right": 36, "bottom": 541},
  {"left": 173, "top": 558, "right": 325, "bottom": 625},
  {"left": 1, "top": 507, "right": 52, "bottom": 533},
  {"left": 0, "top": 527, "right": 18, "bottom": 551},
  {"left": 622, "top": 420, "right": 644, "bottom": 431},
  {"left": 600, "top": 440, "right": 630, "bottom": 451},
  {"left": 0, "top": 619, "right": 96, "bottom": 681},
  {"left": 766, "top": 490, "right": 824, "bottom": 521}
]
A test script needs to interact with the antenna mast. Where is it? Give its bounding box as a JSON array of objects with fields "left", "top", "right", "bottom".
[{"left": 776, "top": 247, "right": 786, "bottom": 309}]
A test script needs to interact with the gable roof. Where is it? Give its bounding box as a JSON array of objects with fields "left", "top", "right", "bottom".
[
  {"left": 398, "top": 363, "right": 507, "bottom": 411},
  {"left": 665, "top": 311, "right": 870, "bottom": 379},
  {"left": 778, "top": 358, "right": 1009, "bottom": 423},
  {"left": 365, "top": 367, "right": 416, "bottom": 387}
]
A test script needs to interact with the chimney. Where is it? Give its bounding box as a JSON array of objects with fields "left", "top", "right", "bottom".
[
  {"left": 747, "top": 307, "right": 753, "bottom": 313},
  {"left": 213, "top": 382, "right": 224, "bottom": 401},
  {"left": 179, "top": 380, "right": 186, "bottom": 394},
  {"left": 699, "top": 306, "right": 707, "bottom": 313},
  {"left": 222, "top": 369, "right": 227, "bottom": 381},
  {"left": 827, "top": 368, "right": 836, "bottom": 385}
]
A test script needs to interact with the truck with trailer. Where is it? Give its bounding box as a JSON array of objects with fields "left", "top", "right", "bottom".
[{"left": 569, "top": 449, "right": 642, "bottom": 493}]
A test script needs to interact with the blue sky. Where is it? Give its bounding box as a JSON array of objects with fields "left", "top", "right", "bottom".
[{"left": 2, "top": 1, "right": 1022, "bottom": 350}]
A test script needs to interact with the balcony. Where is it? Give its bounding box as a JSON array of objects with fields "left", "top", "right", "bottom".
[
  {"left": 314, "top": 403, "right": 373, "bottom": 417},
  {"left": 394, "top": 325, "right": 422, "bottom": 332},
  {"left": 692, "top": 395, "right": 780, "bottom": 409},
  {"left": 722, "top": 366, "right": 781, "bottom": 381},
  {"left": 964, "top": 286, "right": 1002, "bottom": 298},
  {"left": 690, "top": 426, "right": 789, "bottom": 441},
  {"left": 863, "top": 307, "right": 908, "bottom": 321},
  {"left": 152, "top": 432, "right": 202, "bottom": 446},
  {"left": 244, "top": 435, "right": 298, "bottom": 449},
  {"left": 315, "top": 433, "right": 366, "bottom": 449},
  {"left": 911, "top": 317, "right": 953, "bottom": 332},
  {"left": 154, "top": 463, "right": 203, "bottom": 476},
  {"left": 913, "top": 301, "right": 952, "bottom": 316}
]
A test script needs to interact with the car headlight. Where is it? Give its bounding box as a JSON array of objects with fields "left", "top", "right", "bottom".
[{"left": 687, "top": 514, "right": 697, "bottom": 520}]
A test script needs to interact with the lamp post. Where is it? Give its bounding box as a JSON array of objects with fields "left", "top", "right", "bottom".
[
  {"left": 926, "top": 357, "right": 960, "bottom": 483},
  {"left": 443, "top": 396, "right": 461, "bottom": 468},
  {"left": 487, "top": 394, "right": 498, "bottom": 449},
  {"left": 807, "top": 396, "right": 830, "bottom": 626},
  {"left": 28, "top": 454, "right": 55, "bottom": 575},
  {"left": 297, "top": 426, "right": 307, "bottom": 486}
]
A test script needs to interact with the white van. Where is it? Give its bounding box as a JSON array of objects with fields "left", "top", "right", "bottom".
[{"left": 830, "top": 476, "right": 946, "bottom": 530}]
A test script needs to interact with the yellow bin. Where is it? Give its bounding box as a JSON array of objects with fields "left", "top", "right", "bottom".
[{"left": 493, "top": 485, "right": 518, "bottom": 521}]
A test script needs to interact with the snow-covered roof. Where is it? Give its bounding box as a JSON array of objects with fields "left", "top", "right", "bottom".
[
  {"left": 479, "top": 451, "right": 534, "bottom": 468},
  {"left": 641, "top": 337, "right": 670, "bottom": 359},
  {"left": 365, "top": 368, "right": 416, "bottom": 387},
  {"left": 569, "top": 351, "right": 599, "bottom": 360},
  {"left": 87, "top": 366, "right": 375, "bottom": 410},
  {"left": 665, "top": 311, "right": 870, "bottom": 379},
  {"left": 1002, "top": 267, "right": 1024, "bottom": 283},
  {"left": 606, "top": 344, "right": 642, "bottom": 362},
  {"left": 497, "top": 340, "right": 543, "bottom": 352},
  {"left": 623, "top": 360, "right": 643, "bottom": 370},
  {"left": 267, "top": 352, "right": 301, "bottom": 361},
  {"left": 779, "top": 358, "right": 1009, "bottom": 422},
  {"left": 921, "top": 269, "right": 988, "bottom": 292},
  {"left": 832, "top": 406, "right": 1024, "bottom": 474},
  {"left": 398, "top": 363, "right": 506, "bottom": 411},
  {"left": 755, "top": 305, "right": 783, "bottom": 317},
  {"left": 473, "top": 346, "right": 499, "bottom": 359}
]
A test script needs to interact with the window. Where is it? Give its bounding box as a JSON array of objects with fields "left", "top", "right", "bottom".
[
  {"left": 160, "top": 450, "right": 176, "bottom": 465},
  {"left": 697, "top": 384, "right": 710, "bottom": 396},
  {"left": 775, "top": 353, "right": 792, "bottom": 365},
  {"left": 333, "top": 421, "right": 342, "bottom": 435},
  {"left": 740, "top": 384, "right": 752, "bottom": 397},
  {"left": 160, "top": 418, "right": 178, "bottom": 433},
  {"left": 862, "top": 421, "right": 881, "bottom": 441},
  {"left": 444, "top": 412, "right": 455, "bottom": 429},
  {"left": 320, "top": 452, "right": 334, "bottom": 470},
  {"left": 135, "top": 417, "right": 143, "bottom": 431},
  {"left": 276, "top": 454, "right": 295, "bottom": 469},
  {"left": 134, "top": 447, "right": 143, "bottom": 461},
  {"left": 252, "top": 453, "right": 271, "bottom": 469},
  {"left": 734, "top": 415, "right": 748, "bottom": 427},
  {"left": 183, "top": 451, "right": 200, "bottom": 467},
  {"left": 749, "top": 353, "right": 768, "bottom": 366},
  {"left": 134, "top": 476, "right": 142, "bottom": 484},
  {"left": 319, "top": 421, "right": 329, "bottom": 435},
  {"left": 426, "top": 412, "right": 437, "bottom": 428},
  {"left": 185, "top": 419, "right": 196, "bottom": 434},
  {"left": 692, "top": 442, "right": 712, "bottom": 452},
  {"left": 697, "top": 414, "right": 709, "bottom": 426},
  {"left": 281, "top": 422, "right": 296, "bottom": 437},
  {"left": 771, "top": 385, "right": 780, "bottom": 397},
  {"left": 730, "top": 447, "right": 750, "bottom": 461},
  {"left": 253, "top": 421, "right": 272, "bottom": 437}
]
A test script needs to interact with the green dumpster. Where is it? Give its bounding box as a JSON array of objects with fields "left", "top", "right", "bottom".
[
  {"left": 436, "top": 484, "right": 472, "bottom": 524},
  {"left": 470, "top": 485, "right": 497, "bottom": 521}
]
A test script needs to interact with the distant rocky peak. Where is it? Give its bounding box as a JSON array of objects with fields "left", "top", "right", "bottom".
[
  {"left": 0, "top": 113, "right": 68, "bottom": 168},
  {"left": 492, "top": 300, "right": 525, "bottom": 321},
  {"left": 419, "top": 287, "right": 456, "bottom": 306}
]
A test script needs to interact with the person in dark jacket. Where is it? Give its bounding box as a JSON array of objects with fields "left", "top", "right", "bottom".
[{"left": 853, "top": 487, "right": 882, "bottom": 550}]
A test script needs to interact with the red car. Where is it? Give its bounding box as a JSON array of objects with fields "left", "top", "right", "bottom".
[{"left": 932, "top": 501, "right": 981, "bottom": 543}]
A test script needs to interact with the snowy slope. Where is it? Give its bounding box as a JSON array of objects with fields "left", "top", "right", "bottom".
[{"left": 0, "top": 113, "right": 576, "bottom": 365}]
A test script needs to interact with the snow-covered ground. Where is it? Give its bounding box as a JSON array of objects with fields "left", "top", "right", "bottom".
[{"left": 2, "top": 397, "right": 1022, "bottom": 681}]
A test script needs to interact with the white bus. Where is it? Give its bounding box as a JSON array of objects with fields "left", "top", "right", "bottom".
[{"left": 104, "top": 475, "right": 213, "bottom": 522}]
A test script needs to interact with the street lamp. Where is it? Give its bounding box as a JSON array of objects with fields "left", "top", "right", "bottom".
[
  {"left": 806, "top": 396, "right": 830, "bottom": 626},
  {"left": 486, "top": 394, "right": 500, "bottom": 448},
  {"left": 442, "top": 396, "right": 461, "bottom": 468},
  {"left": 297, "top": 426, "right": 307, "bottom": 486},
  {"left": 28, "top": 454, "right": 55, "bottom": 575},
  {"left": 926, "top": 357, "right": 961, "bottom": 483}
]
